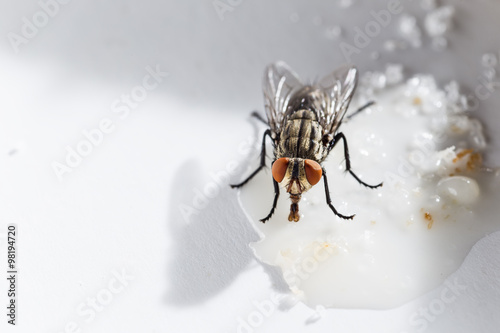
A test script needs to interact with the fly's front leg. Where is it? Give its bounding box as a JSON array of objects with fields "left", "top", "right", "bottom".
[
  {"left": 330, "top": 132, "right": 383, "bottom": 189},
  {"left": 260, "top": 178, "right": 280, "bottom": 223},
  {"left": 230, "top": 129, "right": 272, "bottom": 188},
  {"left": 322, "top": 169, "right": 354, "bottom": 220}
]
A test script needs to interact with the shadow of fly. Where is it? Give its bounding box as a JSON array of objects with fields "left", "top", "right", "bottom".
[{"left": 231, "top": 62, "right": 382, "bottom": 223}]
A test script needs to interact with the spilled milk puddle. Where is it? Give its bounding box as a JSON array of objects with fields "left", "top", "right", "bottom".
[{"left": 236, "top": 68, "right": 500, "bottom": 309}]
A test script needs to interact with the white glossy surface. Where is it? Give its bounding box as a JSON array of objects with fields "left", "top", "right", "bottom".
[{"left": 0, "top": 1, "right": 499, "bottom": 332}]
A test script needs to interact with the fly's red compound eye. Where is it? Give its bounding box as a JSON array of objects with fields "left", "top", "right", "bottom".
[
  {"left": 304, "top": 159, "right": 322, "bottom": 185},
  {"left": 272, "top": 157, "right": 290, "bottom": 183}
]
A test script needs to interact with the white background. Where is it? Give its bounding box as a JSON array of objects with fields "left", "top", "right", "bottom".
[{"left": 1, "top": 0, "right": 500, "bottom": 332}]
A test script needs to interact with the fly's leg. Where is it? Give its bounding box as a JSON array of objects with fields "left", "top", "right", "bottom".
[
  {"left": 260, "top": 178, "right": 280, "bottom": 223},
  {"left": 330, "top": 132, "right": 383, "bottom": 189},
  {"left": 230, "top": 129, "right": 272, "bottom": 188},
  {"left": 251, "top": 111, "right": 268, "bottom": 125},
  {"left": 346, "top": 101, "right": 375, "bottom": 120},
  {"left": 322, "top": 169, "right": 354, "bottom": 220}
]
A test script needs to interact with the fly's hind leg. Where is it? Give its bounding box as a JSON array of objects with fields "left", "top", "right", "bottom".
[
  {"left": 330, "top": 132, "right": 383, "bottom": 189},
  {"left": 346, "top": 101, "right": 375, "bottom": 120},
  {"left": 230, "top": 129, "right": 272, "bottom": 188},
  {"left": 250, "top": 111, "right": 268, "bottom": 125}
]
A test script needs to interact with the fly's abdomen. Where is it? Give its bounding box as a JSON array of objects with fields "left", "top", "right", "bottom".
[{"left": 278, "top": 110, "right": 326, "bottom": 161}]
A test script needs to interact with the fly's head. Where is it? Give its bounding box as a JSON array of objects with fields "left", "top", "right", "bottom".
[{"left": 271, "top": 157, "right": 322, "bottom": 222}]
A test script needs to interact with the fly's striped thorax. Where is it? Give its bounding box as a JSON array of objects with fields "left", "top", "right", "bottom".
[{"left": 277, "top": 109, "right": 327, "bottom": 162}]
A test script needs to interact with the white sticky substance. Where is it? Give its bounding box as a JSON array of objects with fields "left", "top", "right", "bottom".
[{"left": 238, "top": 69, "right": 500, "bottom": 309}]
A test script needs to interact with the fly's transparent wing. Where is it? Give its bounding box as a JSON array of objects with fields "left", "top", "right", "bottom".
[
  {"left": 263, "top": 62, "right": 303, "bottom": 135},
  {"left": 317, "top": 65, "right": 358, "bottom": 135}
]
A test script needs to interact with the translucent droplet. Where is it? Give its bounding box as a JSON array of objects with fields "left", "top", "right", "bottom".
[
  {"left": 325, "top": 25, "right": 342, "bottom": 39},
  {"left": 384, "top": 40, "right": 397, "bottom": 52},
  {"left": 481, "top": 53, "right": 498, "bottom": 68},
  {"left": 483, "top": 67, "right": 496, "bottom": 81},
  {"left": 437, "top": 176, "right": 480, "bottom": 205},
  {"left": 290, "top": 13, "right": 300, "bottom": 23},
  {"left": 339, "top": 0, "right": 354, "bottom": 8},
  {"left": 384, "top": 39, "right": 407, "bottom": 52},
  {"left": 385, "top": 64, "right": 404, "bottom": 85},
  {"left": 472, "top": 133, "right": 487, "bottom": 150},
  {"left": 444, "top": 81, "right": 460, "bottom": 104},
  {"left": 370, "top": 51, "right": 380, "bottom": 60},
  {"left": 465, "top": 94, "right": 479, "bottom": 112},
  {"left": 432, "top": 36, "right": 448, "bottom": 51},
  {"left": 399, "top": 15, "right": 422, "bottom": 48},
  {"left": 369, "top": 72, "right": 387, "bottom": 89},
  {"left": 421, "top": 0, "right": 438, "bottom": 11},
  {"left": 425, "top": 6, "right": 455, "bottom": 37},
  {"left": 312, "top": 16, "right": 322, "bottom": 26}
]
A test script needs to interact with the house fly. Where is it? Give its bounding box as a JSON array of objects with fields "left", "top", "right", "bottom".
[{"left": 231, "top": 62, "right": 382, "bottom": 223}]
